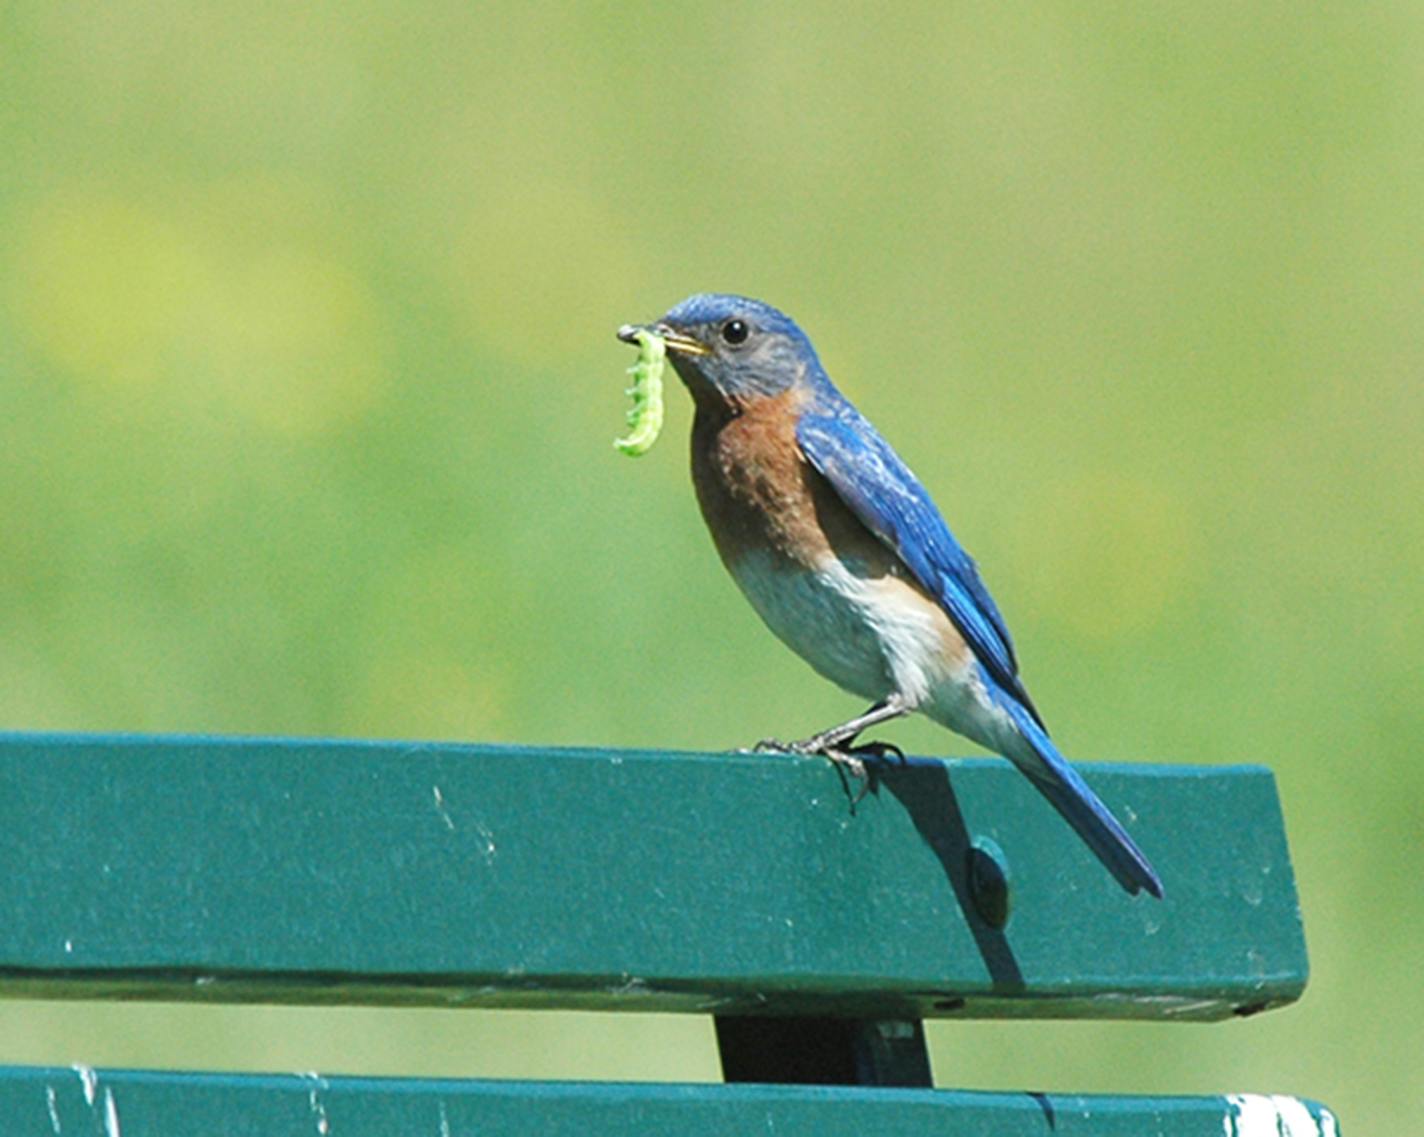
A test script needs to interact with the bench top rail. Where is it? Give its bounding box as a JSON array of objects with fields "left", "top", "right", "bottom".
[{"left": 0, "top": 732, "right": 1308, "bottom": 1022}]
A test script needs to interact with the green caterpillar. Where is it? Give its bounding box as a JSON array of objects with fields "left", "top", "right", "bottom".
[{"left": 613, "top": 329, "right": 666, "bottom": 457}]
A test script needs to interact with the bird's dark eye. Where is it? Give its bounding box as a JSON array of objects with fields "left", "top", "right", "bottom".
[{"left": 720, "top": 319, "right": 749, "bottom": 345}]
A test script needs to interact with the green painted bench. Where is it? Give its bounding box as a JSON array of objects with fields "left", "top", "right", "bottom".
[{"left": 0, "top": 733, "right": 1339, "bottom": 1134}]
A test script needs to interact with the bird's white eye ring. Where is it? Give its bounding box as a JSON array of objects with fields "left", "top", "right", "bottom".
[{"left": 721, "top": 319, "right": 749, "bottom": 345}]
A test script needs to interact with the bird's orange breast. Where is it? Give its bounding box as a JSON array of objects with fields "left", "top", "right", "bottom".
[
  {"left": 690, "top": 388, "right": 850, "bottom": 572},
  {"left": 688, "top": 388, "right": 974, "bottom": 706}
]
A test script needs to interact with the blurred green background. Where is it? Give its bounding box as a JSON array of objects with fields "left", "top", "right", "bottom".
[{"left": 1, "top": 1, "right": 1419, "bottom": 1129}]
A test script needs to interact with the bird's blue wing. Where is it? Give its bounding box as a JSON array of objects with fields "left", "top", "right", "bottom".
[{"left": 796, "top": 407, "right": 1044, "bottom": 727}]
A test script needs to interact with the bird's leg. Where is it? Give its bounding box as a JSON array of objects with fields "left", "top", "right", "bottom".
[
  {"left": 781, "top": 693, "right": 913, "bottom": 781},
  {"left": 749, "top": 697, "right": 911, "bottom": 809},
  {"left": 757, "top": 698, "right": 911, "bottom": 780},
  {"left": 750, "top": 694, "right": 912, "bottom": 806}
]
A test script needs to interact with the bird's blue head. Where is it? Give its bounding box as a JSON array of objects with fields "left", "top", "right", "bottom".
[{"left": 619, "top": 294, "right": 825, "bottom": 409}]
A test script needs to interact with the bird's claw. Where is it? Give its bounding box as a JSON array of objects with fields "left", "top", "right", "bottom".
[
  {"left": 845, "top": 738, "right": 905, "bottom": 764},
  {"left": 820, "top": 746, "right": 874, "bottom": 805},
  {"left": 822, "top": 746, "right": 868, "bottom": 779},
  {"left": 748, "top": 733, "right": 902, "bottom": 807}
]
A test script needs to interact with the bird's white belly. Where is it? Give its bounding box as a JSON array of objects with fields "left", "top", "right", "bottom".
[{"left": 728, "top": 550, "right": 964, "bottom": 709}]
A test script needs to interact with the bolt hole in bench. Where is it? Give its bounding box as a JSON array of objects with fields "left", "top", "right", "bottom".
[{"left": 0, "top": 733, "right": 1339, "bottom": 1134}]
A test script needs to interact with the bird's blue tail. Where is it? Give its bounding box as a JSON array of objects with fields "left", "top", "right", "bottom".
[{"left": 999, "top": 700, "right": 1164, "bottom": 899}]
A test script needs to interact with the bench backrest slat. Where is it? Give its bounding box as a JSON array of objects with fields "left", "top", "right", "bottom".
[
  {"left": 0, "top": 1066, "right": 1341, "bottom": 1137},
  {"left": 0, "top": 733, "right": 1307, "bottom": 1022}
]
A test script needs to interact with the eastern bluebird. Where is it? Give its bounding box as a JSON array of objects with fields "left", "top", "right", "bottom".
[{"left": 618, "top": 294, "right": 1163, "bottom": 898}]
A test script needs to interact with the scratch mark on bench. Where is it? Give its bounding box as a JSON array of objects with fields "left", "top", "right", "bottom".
[
  {"left": 474, "top": 821, "right": 497, "bottom": 862},
  {"left": 102, "top": 1088, "right": 121, "bottom": 1137},
  {"left": 45, "top": 1085, "right": 61, "bottom": 1135},
  {"left": 432, "top": 786, "right": 456, "bottom": 831},
  {"left": 71, "top": 1065, "right": 97, "bottom": 1107},
  {"left": 304, "top": 1072, "right": 330, "bottom": 1135}
]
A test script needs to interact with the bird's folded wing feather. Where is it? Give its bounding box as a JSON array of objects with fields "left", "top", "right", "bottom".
[{"left": 796, "top": 409, "right": 1045, "bottom": 728}]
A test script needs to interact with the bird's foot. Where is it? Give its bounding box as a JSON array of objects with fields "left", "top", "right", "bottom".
[
  {"left": 752, "top": 731, "right": 901, "bottom": 761},
  {"left": 748, "top": 733, "right": 902, "bottom": 806},
  {"left": 753, "top": 735, "right": 846, "bottom": 756},
  {"left": 784, "top": 725, "right": 856, "bottom": 756},
  {"left": 808, "top": 737, "right": 904, "bottom": 805},
  {"left": 842, "top": 738, "right": 906, "bottom": 764},
  {"left": 749, "top": 697, "right": 913, "bottom": 805},
  {"left": 825, "top": 744, "right": 867, "bottom": 778},
  {"left": 820, "top": 745, "right": 873, "bottom": 805},
  {"left": 836, "top": 739, "right": 906, "bottom": 795},
  {"left": 748, "top": 734, "right": 872, "bottom": 800}
]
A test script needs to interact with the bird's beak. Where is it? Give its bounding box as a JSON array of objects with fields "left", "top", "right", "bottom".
[{"left": 616, "top": 322, "right": 709, "bottom": 357}]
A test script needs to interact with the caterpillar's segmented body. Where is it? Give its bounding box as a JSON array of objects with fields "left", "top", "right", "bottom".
[{"left": 614, "top": 330, "right": 666, "bottom": 457}]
